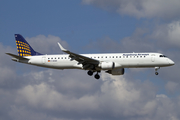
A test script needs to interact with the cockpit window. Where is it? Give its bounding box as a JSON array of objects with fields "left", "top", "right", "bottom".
[{"left": 159, "top": 55, "right": 167, "bottom": 57}]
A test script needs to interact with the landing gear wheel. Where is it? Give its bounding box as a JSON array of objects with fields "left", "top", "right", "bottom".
[
  {"left": 155, "top": 67, "right": 160, "bottom": 76},
  {"left": 155, "top": 72, "right": 159, "bottom": 75},
  {"left": 94, "top": 74, "right": 100, "bottom": 79},
  {"left": 87, "top": 70, "right": 93, "bottom": 76}
]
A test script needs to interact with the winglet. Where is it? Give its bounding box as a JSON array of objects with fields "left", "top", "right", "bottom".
[
  {"left": 57, "top": 42, "right": 73, "bottom": 55},
  {"left": 58, "top": 42, "right": 68, "bottom": 52}
]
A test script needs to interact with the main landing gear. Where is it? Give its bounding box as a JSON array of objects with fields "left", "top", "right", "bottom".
[
  {"left": 94, "top": 73, "right": 100, "bottom": 79},
  {"left": 87, "top": 70, "right": 100, "bottom": 79},
  {"left": 87, "top": 70, "right": 93, "bottom": 76},
  {"left": 155, "top": 67, "right": 160, "bottom": 75}
]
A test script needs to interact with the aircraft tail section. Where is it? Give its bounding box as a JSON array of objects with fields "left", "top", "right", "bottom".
[{"left": 15, "top": 34, "right": 43, "bottom": 56}]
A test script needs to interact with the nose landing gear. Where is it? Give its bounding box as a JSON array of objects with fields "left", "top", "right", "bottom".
[
  {"left": 155, "top": 67, "right": 160, "bottom": 75},
  {"left": 155, "top": 72, "right": 158, "bottom": 75}
]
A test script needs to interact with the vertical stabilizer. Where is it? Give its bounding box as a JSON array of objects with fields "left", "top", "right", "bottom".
[{"left": 15, "top": 34, "right": 43, "bottom": 56}]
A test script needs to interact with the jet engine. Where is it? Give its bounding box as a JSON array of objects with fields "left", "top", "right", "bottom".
[
  {"left": 106, "top": 68, "right": 125, "bottom": 75},
  {"left": 99, "top": 61, "right": 115, "bottom": 70}
]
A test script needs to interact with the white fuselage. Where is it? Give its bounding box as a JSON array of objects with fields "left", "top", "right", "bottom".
[
  {"left": 20, "top": 53, "right": 174, "bottom": 70},
  {"left": 9, "top": 34, "right": 174, "bottom": 79}
]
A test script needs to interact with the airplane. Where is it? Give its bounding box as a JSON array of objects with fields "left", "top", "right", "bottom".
[{"left": 6, "top": 34, "right": 174, "bottom": 79}]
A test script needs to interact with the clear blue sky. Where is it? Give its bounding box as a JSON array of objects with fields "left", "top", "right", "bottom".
[
  {"left": 0, "top": 0, "right": 138, "bottom": 48},
  {"left": 0, "top": 0, "right": 180, "bottom": 120}
]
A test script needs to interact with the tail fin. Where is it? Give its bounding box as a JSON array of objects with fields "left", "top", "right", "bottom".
[{"left": 15, "top": 34, "right": 43, "bottom": 56}]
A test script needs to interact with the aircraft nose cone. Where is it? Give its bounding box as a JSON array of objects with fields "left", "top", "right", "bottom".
[{"left": 168, "top": 59, "right": 175, "bottom": 65}]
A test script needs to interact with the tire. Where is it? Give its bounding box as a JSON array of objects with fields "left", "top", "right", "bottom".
[
  {"left": 94, "top": 74, "right": 100, "bottom": 79},
  {"left": 87, "top": 71, "right": 93, "bottom": 76},
  {"left": 155, "top": 72, "right": 159, "bottom": 75}
]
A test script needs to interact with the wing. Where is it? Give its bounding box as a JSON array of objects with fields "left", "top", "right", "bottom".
[{"left": 58, "top": 43, "right": 99, "bottom": 69}]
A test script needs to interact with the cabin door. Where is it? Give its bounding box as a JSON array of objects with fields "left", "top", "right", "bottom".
[
  {"left": 42, "top": 57, "right": 46, "bottom": 64},
  {"left": 151, "top": 54, "right": 155, "bottom": 62}
]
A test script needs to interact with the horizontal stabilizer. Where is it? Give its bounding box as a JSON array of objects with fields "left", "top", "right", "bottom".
[{"left": 6, "top": 53, "right": 29, "bottom": 60}]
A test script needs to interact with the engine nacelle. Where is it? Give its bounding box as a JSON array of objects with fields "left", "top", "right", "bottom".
[
  {"left": 99, "top": 61, "right": 115, "bottom": 70},
  {"left": 106, "top": 68, "right": 125, "bottom": 75}
]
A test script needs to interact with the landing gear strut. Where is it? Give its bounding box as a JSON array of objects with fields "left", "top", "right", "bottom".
[{"left": 155, "top": 67, "right": 160, "bottom": 75}]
